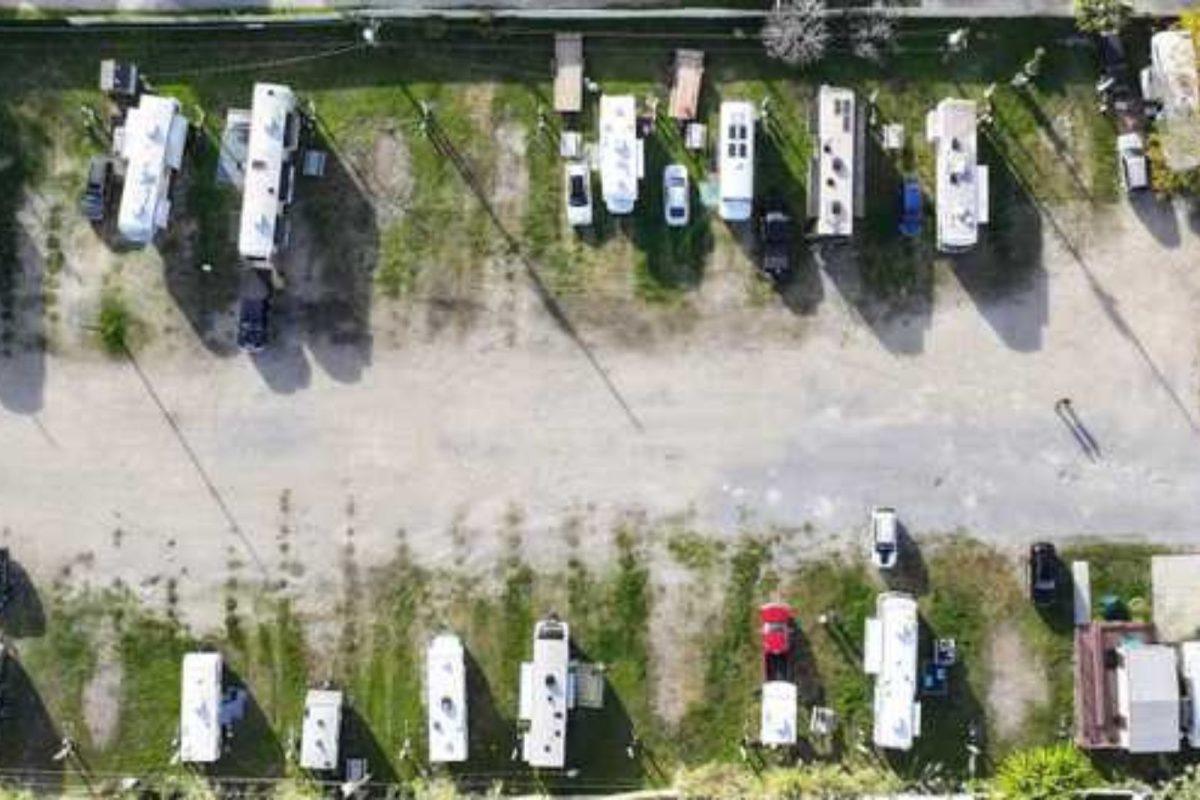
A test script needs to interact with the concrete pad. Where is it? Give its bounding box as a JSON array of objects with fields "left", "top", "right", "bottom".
[{"left": 1152, "top": 555, "right": 1200, "bottom": 642}]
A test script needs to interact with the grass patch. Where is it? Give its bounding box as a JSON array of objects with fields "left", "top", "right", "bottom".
[
  {"left": 666, "top": 530, "right": 726, "bottom": 573},
  {"left": 96, "top": 288, "right": 136, "bottom": 356},
  {"left": 1060, "top": 542, "right": 1167, "bottom": 621}
]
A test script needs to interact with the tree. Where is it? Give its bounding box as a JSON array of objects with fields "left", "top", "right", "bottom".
[
  {"left": 993, "top": 744, "right": 1103, "bottom": 800},
  {"left": 851, "top": 7, "right": 897, "bottom": 62},
  {"left": 1073, "top": 0, "right": 1132, "bottom": 34},
  {"left": 762, "top": 0, "right": 829, "bottom": 68}
]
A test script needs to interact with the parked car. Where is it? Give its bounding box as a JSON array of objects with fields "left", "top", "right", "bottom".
[
  {"left": 663, "top": 163, "right": 690, "bottom": 227},
  {"left": 1029, "top": 542, "right": 1060, "bottom": 606},
  {"left": 899, "top": 178, "right": 922, "bottom": 238},
  {"left": 236, "top": 268, "right": 274, "bottom": 354},
  {"left": 564, "top": 161, "right": 593, "bottom": 227},
  {"left": 1116, "top": 132, "right": 1149, "bottom": 193},
  {"left": 79, "top": 156, "right": 114, "bottom": 223},
  {"left": 757, "top": 196, "right": 793, "bottom": 281},
  {"left": 760, "top": 602, "right": 795, "bottom": 682},
  {"left": 870, "top": 507, "right": 898, "bottom": 570}
]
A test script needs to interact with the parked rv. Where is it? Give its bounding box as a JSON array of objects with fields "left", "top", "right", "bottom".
[
  {"left": 759, "top": 603, "right": 798, "bottom": 747},
  {"left": 718, "top": 101, "right": 755, "bottom": 222}
]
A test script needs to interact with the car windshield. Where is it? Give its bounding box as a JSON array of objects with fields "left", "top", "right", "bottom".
[{"left": 669, "top": 205, "right": 684, "bottom": 219}]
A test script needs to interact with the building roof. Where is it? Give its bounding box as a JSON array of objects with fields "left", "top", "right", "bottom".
[
  {"left": 1116, "top": 643, "right": 1179, "bottom": 754},
  {"left": 553, "top": 34, "right": 583, "bottom": 114},
  {"left": 668, "top": 49, "right": 704, "bottom": 121},
  {"left": 926, "top": 98, "right": 989, "bottom": 253},
  {"left": 519, "top": 617, "right": 570, "bottom": 769},
  {"left": 760, "top": 680, "right": 798, "bottom": 746},
  {"left": 718, "top": 101, "right": 755, "bottom": 222},
  {"left": 116, "top": 94, "right": 187, "bottom": 244},
  {"left": 179, "top": 652, "right": 222, "bottom": 764},
  {"left": 426, "top": 633, "right": 468, "bottom": 763},
  {"left": 238, "top": 83, "right": 299, "bottom": 262},
  {"left": 300, "top": 688, "right": 343, "bottom": 770},
  {"left": 864, "top": 592, "right": 920, "bottom": 751},
  {"left": 598, "top": 95, "right": 642, "bottom": 215},
  {"left": 809, "top": 85, "right": 858, "bottom": 238}
]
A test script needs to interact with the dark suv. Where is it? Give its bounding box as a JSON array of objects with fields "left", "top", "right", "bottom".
[
  {"left": 79, "top": 156, "right": 114, "bottom": 223},
  {"left": 236, "top": 268, "right": 274, "bottom": 354},
  {"left": 1029, "top": 542, "right": 1060, "bottom": 607},
  {"left": 758, "top": 195, "right": 793, "bottom": 282}
]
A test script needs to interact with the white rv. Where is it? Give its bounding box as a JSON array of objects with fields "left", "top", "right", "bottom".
[
  {"left": 718, "top": 101, "right": 755, "bottom": 222},
  {"left": 179, "top": 652, "right": 223, "bottom": 764},
  {"left": 598, "top": 95, "right": 643, "bottom": 215},
  {"left": 115, "top": 94, "right": 188, "bottom": 244},
  {"left": 426, "top": 633, "right": 468, "bottom": 763},
  {"left": 863, "top": 592, "right": 921, "bottom": 751},
  {"left": 808, "top": 86, "right": 859, "bottom": 237},
  {"left": 237, "top": 83, "right": 302, "bottom": 266},
  {"left": 518, "top": 616, "right": 571, "bottom": 769},
  {"left": 926, "top": 98, "right": 989, "bottom": 253},
  {"left": 300, "top": 688, "right": 344, "bottom": 771},
  {"left": 1141, "top": 31, "right": 1200, "bottom": 173}
]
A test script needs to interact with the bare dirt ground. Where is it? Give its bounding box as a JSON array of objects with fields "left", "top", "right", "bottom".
[
  {"left": 986, "top": 620, "right": 1048, "bottom": 742},
  {"left": 2, "top": 178, "right": 1200, "bottom": 636}
]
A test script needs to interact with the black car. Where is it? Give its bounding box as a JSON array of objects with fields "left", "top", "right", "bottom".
[
  {"left": 236, "top": 268, "right": 274, "bottom": 354},
  {"left": 758, "top": 196, "right": 794, "bottom": 282},
  {"left": 79, "top": 156, "right": 114, "bottom": 223},
  {"left": 1029, "top": 542, "right": 1059, "bottom": 606}
]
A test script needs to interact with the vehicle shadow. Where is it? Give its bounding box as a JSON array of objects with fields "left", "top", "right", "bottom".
[
  {"left": 881, "top": 522, "right": 930, "bottom": 598},
  {"left": 1130, "top": 191, "right": 1181, "bottom": 248},
  {"left": 0, "top": 652, "right": 65, "bottom": 795},
  {"left": 446, "top": 645, "right": 511, "bottom": 790},
  {"left": 948, "top": 130, "right": 1048, "bottom": 353}
]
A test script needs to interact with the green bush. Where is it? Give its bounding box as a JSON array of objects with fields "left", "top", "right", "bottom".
[
  {"left": 97, "top": 290, "right": 133, "bottom": 355},
  {"left": 1073, "top": 0, "right": 1131, "bottom": 34},
  {"left": 993, "top": 744, "right": 1103, "bottom": 799}
]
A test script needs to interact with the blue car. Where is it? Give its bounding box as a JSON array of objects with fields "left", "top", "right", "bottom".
[{"left": 899, "top": 178, "right": 922, "bottom": 238}]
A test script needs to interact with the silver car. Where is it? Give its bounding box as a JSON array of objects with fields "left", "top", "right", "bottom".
[{"left": 663, "top": 164, "right": 690, "bottom": 227}]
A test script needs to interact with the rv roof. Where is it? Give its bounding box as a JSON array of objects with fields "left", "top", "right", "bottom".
[
  {"left": 238, "top": 83, "right": 298, "bottom": 261},
  {"left": 760, "top": 680, "right": 798, "bottom": 746},
  {"left": 810, "top": 86, "right": 856, "bottom": 237},
  {"left": 116, "top": 94, "right": 187, "bottom": 244},
  {"left": 300, "top": 689, "right": 344, "bottom": 770},
  {"left": 718, "top": 101, "right": 755, "bottom": 221},
  {"left": 427, "top": 633, "right": 468, "bottom": 763},
  {"left": 866, "top": 593, "right": 920, "bottom": 751},
  {"left": 179, "top": 652, "right": 223, "bottom": 764},
  {"left": 598, "top": 95, "right": 641, "bottom": 214},
  {"left": 520, "top": 618, "right": 571, "bottom": 769},
  {"left": 927, "top": 98, "right": 988, "bottom": 252}
]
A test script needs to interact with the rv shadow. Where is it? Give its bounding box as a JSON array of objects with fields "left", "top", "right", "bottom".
[
  {"left": 947, "top": 129, "right": 1048, "bottom": 354},
  {"left": 209, "top": 665, "right": 286, "bottom": 781},
  {"left": 0, "top": 227, "right": 47, "bottom": 415},
  {"left": 0, "top": 558, "right": 47, "bottom": 638},
  {"left": 0, "top": 652, "right": 65, "bottom": 795},
  {"left": 339, "top": 703, "right": 399, "bottom": 787},
  {"left": 447, "top": 645, "right": 512, "bottom": 792},
  {"left": 159, "top": 128, "right": 242, "bottom": 358}
]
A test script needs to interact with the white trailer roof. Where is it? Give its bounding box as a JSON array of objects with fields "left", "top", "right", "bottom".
[
  {"left": 810, "top": 86, "right": 856, "bottom": 237},
  {"left": 1147, "top": 31, "right": 1200, "bottom": 172},
  {"left": 519, "top": 618, "right": 570, "bottom": 769},
  {"left": 926, "top": 98, "right": 988, "bottom": 253},
  {"left": 760, "top": 680, "right": 798, "bottom": 746},
  {"left": 598, "top": 95, "right": 642, "bottom": 215},
  {"left": 426, "top": 633, "right": 468, "bottom": 763},
  {"left": 116, "top": 94, "right": 187, "bottom": 245},
  {"left": 300, "top": 688, "right": 343, "bottom": 770},
  {"left": 1116, "top": 644, "right": 1180, "bottom": 754},
  {"left": 718, "top": 101, "right": 755, "bottom": 222},
  {"left": 179, "top": 652, "right": 222, "bottom": 764},
  {"left": 238, "top": 83, "right": 299, "bottom": 262},
  {"left": 864, "top": 592, "right": 921, "bottom": 751}
]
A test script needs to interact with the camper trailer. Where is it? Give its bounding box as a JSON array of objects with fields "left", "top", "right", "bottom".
[
  {"left": 426, "top": 633, "right": 468, "bottom": 763},
  {"left": 926, "top": 98, "right": 989, "bottom": 253},
  {"left": 718, "top": 101, "right": 755, "bottom": 222},
  {"left": 518, "top": 616, "right": 571, "bottom": 769},
  {"left": 300, "top": 688, "right": 344, "bottom": 771},
  {"left": 808, "top": 86, "right": 862, "bottom": 238},
  {"left": 237, "top": 83, "right": 303, "bottom": 266},
  {"left": 179, "top": 652, "right": 223, "bottom": 764},
  {"left": 598, "top": 95, "right": 643, "bottom": 215},
  {"left": 114, "top": 94, "right": 188, "bottom": 245},
  {"left": 863, "top": 593, "right": 921, "bottom": 751}
]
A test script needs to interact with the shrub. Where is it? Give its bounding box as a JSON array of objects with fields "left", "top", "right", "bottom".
[
  {"left": 1073, "top": 0, "right": 1132, "bottom": 34},
  {"left": 97, "top": 289, "right": 134, "bottom": 356},
  {"left": 993, "top": 744, "right": 1103, "bottom": 800}
]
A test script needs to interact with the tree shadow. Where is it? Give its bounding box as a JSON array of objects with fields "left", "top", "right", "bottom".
[
  {"left": 0, "top": 558, "right": 46, "bottom": 638},
  {"left": 0, "top": 652, "right": 65, "bottom": 795},
  {"left": 948, "top": 131, "right": 1048, "bottom": 353},
  {"left": 0, "top": 226, "right": 46, "bottom": 415},
  {"left": 209, "top": 665, "right": 286, "bottom": 780}
]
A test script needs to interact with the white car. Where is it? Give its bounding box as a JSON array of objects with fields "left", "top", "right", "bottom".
[
  {"left": 1116, "top": 132, "right": 1148, "bottom": 194},
  {"left": 564, "top": 161, "right": 593, "bottom": 227},
  {"left": 663, "top": 164, "right": 690, "bottom": 227},
  {"left": 870, "top": 507, "right": 898, "bottom": 570}
]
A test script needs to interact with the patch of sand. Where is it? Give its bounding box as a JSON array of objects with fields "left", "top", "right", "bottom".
[{"left": 986, "top": 620, "right": 1047, "bottom": 741}]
